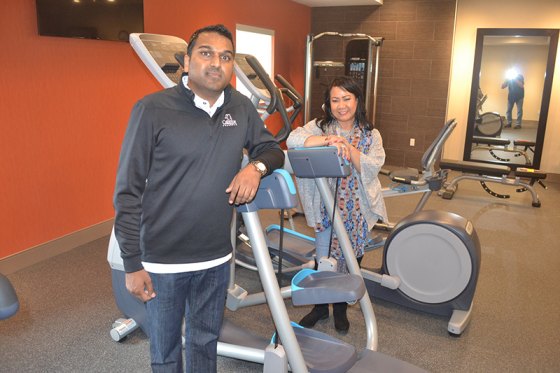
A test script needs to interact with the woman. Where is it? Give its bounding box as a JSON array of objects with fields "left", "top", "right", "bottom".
[{"left": 286, "top": 76, "right": 387, "bottom": 333}]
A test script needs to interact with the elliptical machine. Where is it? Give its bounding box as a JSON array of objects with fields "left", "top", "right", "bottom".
[
  {"left": 362, "top": 209, "right": 481, "bottom": 335},
  {"left": 364, "top": 120, "right": 482, "bottom": 335},
  {"left": 474, "top": 87, "right": 504, "bottom": 137},
  {"left": 286, "top": 140, "right": 482, "bottom": 336},
  {"left": 285, "top": 118, "right": 481, "bottom": 336}
]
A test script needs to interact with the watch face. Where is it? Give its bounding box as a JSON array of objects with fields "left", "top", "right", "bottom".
[{"left": 253, "top": 161, "right": 266, "bottom": 175}]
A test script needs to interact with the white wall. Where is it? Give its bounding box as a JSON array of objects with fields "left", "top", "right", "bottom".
[{"left": 445, "top": 0, "right": 560, "bottom": 173}]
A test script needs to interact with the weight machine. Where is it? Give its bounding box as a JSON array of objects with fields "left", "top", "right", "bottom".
[{"left": 304, "top": 32, "right": 383, "bottom": 123}]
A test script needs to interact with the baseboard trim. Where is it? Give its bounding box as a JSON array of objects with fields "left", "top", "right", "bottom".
[{"left": 0, "top": 219, "right": 114, "bottom": 275}]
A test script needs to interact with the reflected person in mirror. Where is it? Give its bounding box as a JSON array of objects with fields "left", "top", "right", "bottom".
[{"left": 501, "top": 71, "right": 525, "bottom": 129}]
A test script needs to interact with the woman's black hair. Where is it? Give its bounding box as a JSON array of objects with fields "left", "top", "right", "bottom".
[
  {"left": 317, "top": 76, "right": 373, "bottom": 133},
  {"left": 186, "top": 24, "right": 235, "bottom": 57}
]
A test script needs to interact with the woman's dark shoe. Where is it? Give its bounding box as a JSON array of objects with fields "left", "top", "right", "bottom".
[
  {"left": 333, "top": 302, "right": 349, "bottom": 333},
  {"left": 299, "top": 304, "right": 329, "bottom": 328}
]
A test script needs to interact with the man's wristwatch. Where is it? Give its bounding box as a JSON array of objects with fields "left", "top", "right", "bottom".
[{"left": 250, "top": 160, "right": 267, "bottom": 177}]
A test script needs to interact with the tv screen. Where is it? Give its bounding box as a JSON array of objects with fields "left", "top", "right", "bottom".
[{"left": 36, "top": 0, "right": 144, "bottom": 42}]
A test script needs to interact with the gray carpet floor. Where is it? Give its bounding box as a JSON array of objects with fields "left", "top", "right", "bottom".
[{"left": 1, "top": 172, "right": 559, "bottom": 372}]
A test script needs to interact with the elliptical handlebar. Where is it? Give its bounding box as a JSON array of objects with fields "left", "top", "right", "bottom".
[
  {"left": 243, "top": 55, "right": 293, "bottom": 143},
  {"left": 244, "top": 55, "right": 278, "bottom": 115},
  {"left": 279, "top": 87, "right": 301, "bottom": 110},
  {"left": 276, "top": 74, "right": 303, "bottom": 127},
  {"left": 279, "top": 87, "right": 302, "bottom": 128},
  {"left": 275, "top": 74, "right": 303, "bottom": 104},
  {"left": 272, "top": 90, "right": 293, "bottom": 143}
]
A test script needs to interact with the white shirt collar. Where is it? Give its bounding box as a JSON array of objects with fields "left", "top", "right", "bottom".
[{"left": 182, "top": 75, "right": 224, "bottom": 117}]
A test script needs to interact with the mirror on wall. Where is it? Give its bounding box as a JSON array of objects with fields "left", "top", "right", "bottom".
[{"left": 463, "top": 28, "right": 558, "bottom": 169}]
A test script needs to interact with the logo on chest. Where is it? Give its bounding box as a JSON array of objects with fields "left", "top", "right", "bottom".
[{"left": 222, "top": 114, "right": 237, "bottom": 127}]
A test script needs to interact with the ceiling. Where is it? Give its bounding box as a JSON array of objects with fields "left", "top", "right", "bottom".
[{"left": 291, "top": 0, "right": 382, "bottom": 7}]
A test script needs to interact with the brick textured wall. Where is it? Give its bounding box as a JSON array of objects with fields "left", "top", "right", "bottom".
[{"left": 310, "top": 0, "right": 456, "bottom": 168}]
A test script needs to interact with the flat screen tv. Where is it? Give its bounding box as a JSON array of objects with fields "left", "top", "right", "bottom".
[{"left": 36, "top": 0, "right": 144, "bottom": 42}]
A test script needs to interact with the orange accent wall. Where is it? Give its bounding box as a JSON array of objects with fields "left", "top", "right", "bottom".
[{"left": 0, "top": 0, "right": 310, "bottom": 260}]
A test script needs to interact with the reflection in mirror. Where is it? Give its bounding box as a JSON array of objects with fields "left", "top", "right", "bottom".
[{"left": 464, "top": 29, "right": 559, "bottom": 169}]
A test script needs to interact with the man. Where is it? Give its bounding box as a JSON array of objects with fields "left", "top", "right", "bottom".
[
  {"left": 501, "top": 72, "right": 525, "bottom": 129},
  {"left": 113, "top": 24, "right": 284, "bottom": 372}
]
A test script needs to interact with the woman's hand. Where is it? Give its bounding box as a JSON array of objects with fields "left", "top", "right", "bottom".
[{"left": 325, "top": 135, "right": 351, "bottom": 160}]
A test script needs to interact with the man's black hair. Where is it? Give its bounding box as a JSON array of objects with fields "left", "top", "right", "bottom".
[{"left": 186, "top": 24, "right": 235, "bottom": 57}]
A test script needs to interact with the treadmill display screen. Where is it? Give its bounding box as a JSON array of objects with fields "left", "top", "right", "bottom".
[{"left": 35, "top": 0, "right": 144, "bottom": 42}]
